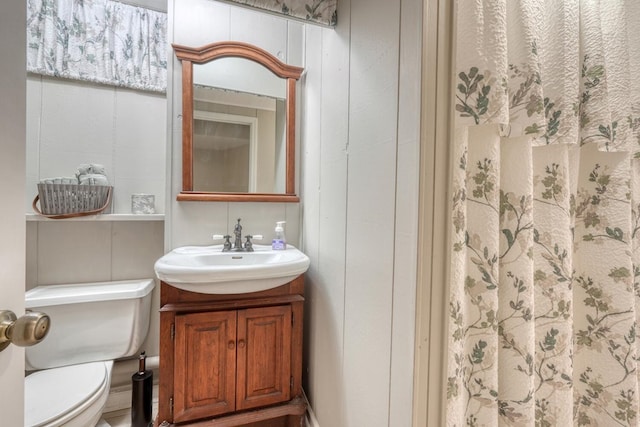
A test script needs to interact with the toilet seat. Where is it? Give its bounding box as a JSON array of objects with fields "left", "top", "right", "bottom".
[{"left": 25, "top": 361, "right": 112, "bottom": 427}]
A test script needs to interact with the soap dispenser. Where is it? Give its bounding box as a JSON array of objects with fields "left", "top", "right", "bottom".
[{"left": 272, "top": 221, "right": 287, "bottom": 250}]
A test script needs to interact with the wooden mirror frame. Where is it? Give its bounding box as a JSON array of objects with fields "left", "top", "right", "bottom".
[{"left": 173, "top": 41, "right": 304, "bottom": 202}]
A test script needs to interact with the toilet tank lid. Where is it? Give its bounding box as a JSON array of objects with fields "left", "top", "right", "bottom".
[{"left": 25, "top": 279, "right": 155, "bottom": 308}]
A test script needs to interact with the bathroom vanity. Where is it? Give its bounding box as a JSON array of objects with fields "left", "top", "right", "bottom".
[
  {"left": 158, "top": 37, "right": 308, "bottom": 425},
  {"left": 156, "top": 276, "right": 306, "bottom": 426}
]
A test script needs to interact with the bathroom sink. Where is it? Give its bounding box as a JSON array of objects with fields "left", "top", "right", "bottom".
[{"left": 154, "top": 244, "right": 310, "bottom": 294}]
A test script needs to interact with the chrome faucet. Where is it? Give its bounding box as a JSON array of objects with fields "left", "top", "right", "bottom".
[
  {"left": 233, "top": 218, "right": 243, "bottom": 250},
  {"left": 215, "top": 218, "right": 261, "bottom": 252}
]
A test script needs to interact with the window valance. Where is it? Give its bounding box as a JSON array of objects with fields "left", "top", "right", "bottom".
[
  {"left": 27, "top": 0, "right": 168, "bottom": 92},
  {"left": 219, "top": 0, "right": 337, "bottom": 27}
]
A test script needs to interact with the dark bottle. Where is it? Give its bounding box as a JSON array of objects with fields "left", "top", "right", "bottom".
[{"left": 131, "top": 351, "right": 153, "bottom": 427}]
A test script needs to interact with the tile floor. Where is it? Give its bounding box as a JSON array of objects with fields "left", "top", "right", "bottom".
[
  {"left": 101, "top": 391, "right": 312, "bottom": 427},
  {"left": 102, "top": 409, "right": 311, "bottom": 427},
  {"left": 102, "top": 405, "right": 158, "bottom": 427},
  {"left": 101, "top": 385, "right": 159, "bottom": 427}
]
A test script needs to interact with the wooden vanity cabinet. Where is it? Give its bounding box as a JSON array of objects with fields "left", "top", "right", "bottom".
[{"left": 157, "top": 276, "right": 306, "bottom": 426}]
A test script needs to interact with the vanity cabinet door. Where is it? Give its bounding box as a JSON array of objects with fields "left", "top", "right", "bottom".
[
  {"left": 158, "top": 279, "right": 305, "bottom": 425},
  {"left": 173, "top": 310, "right": 237, "bottom": 423},
  {"left": 236, "top": 305, "right": 292, "bottom": 410}
]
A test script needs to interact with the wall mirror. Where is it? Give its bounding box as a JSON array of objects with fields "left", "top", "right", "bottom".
[{"left": 173, "top": 41, "right": 304, "bottom": 202}]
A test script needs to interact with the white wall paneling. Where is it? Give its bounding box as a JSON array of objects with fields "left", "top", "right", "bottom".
[
  {"left": 25, "top": 70, "right": 167, "bottom": 362},
  {"left": 229, "top": 7, "right": 288, "bottom": 56},
  {"left": 298, "top": 24, "right": 322, "bottom": 424},
  {"left": 300, "top": 0, "right": 351, "bottom": 424},
  {"left": 301, "top": 0, "right": 422, "bottom": 425},
  {"left": 25, "top": 220, "right": 164, "bottom": 355},
  {"left": 26, "top": 75, "right": 166, "bottom": 214},
  {"left": 343, "top": 0, "right": 400, "bottom": 425},
  {"left": 113, "top": 89, "right": 167, "bottom": 213}
]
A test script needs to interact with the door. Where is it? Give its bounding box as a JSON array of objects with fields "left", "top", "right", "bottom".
[
  {"left": 0, "top": 2, "right": 26, "bottom": 425},
  {"left": 173, "top": 311, "right": 237, "bottom": 423},
  {"left": 236, "top": 305, "right": 292, "bottom": 410}
]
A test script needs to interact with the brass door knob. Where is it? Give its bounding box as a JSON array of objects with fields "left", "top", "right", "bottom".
[{"left": 0, "top": 310, "right": 50, "bottom": 352}]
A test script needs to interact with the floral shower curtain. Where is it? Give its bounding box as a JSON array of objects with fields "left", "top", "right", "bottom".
[{"left": 447, "top": 1, "right": 640, "bottom": 425}]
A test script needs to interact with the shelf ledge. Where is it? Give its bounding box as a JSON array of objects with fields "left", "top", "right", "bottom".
[{"left": 26, "top": 213, "right": 165, "bottom": 222}]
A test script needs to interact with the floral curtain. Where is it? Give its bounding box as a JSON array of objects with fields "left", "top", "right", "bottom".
[
  {"left": 27, "top": 0, "right": 167, "bottom": 92},
  {"left": 447, "top": 0, "right": 640, "bottom": 425},
  {"left": 218, "top": 0, "right": 337, "bottom": 26}
]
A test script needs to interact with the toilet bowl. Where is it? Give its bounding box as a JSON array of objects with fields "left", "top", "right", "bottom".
[
  {"left": 24, "top": 279, "right": 155, "bottom": 427},
  {"left": 25, "top": 361, "right": 113, "bottom": 427}
]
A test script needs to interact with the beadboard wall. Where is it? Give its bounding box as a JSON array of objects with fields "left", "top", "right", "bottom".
[
  {"left": 25, "top": 76, "right": 166, "bottom": 215},
  {"left": 301, "top": 0, "right": 421, "bottom": 426}
]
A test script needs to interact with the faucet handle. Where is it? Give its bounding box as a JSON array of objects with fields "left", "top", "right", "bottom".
[
  {"left": 223, "top": 235, "right": 232, "bottom": 251},
  {"left": 244, "top": 235, "right": 254, "bottom": 252},
  {"left": 213, "top": 234, "right": 233, "bottom": 251},
  {"left": 243, "top": 235, "right": 262, "bottom": 252}
]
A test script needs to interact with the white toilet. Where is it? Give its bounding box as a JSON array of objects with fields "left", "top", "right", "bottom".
[{"left": 24, "top": 279, "right": 155, "bottom": 427}]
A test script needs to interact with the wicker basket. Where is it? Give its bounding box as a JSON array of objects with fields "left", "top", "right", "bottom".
[{"left": 32, "top": 184, "right": 113, "bottom": 219}]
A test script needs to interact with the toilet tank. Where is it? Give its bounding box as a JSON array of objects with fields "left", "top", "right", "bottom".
[{"left": 25, "top": 279, "right": 155, "bottom": 370}]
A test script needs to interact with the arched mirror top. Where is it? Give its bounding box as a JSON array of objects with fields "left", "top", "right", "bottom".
[
  {"left": 173, "top": 41, "right": 304, "bottom": 79},
  {"left": 173, "top": 41, "right": 304, "bottom": 202}
]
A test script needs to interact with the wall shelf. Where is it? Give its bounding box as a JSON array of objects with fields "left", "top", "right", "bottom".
[{"left": 26, "top": 213, "right": 165, "bottom": 222}]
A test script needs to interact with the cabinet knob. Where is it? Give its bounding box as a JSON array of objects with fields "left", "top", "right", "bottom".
[
  {"left": 227, "top": 340, "right": 235, "bottom": 350},
  {"left": 238, "top": 339, "right": 246, "bottom": 349}
]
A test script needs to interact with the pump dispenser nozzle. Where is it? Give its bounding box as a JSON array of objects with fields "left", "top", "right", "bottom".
[{"left": 138, "top": 351, "right": 146, "bottom": 374}]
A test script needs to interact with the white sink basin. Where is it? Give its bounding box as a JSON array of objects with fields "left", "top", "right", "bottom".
[{"left": 154, "top": 244, "right": 310, "bottom": 294}]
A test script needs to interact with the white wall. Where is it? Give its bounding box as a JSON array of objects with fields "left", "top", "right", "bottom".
[
  {"left": 167, "top": 1, "right": 421, "bottom": 426},
  {"left": 26, "top": 76, "right": 166, "bottom": 215},
  {"left": 25, "top": 76, "right": 167, "bottom": 359},
  {"left": 301, "top": 0, "right": 421, "bottom": 426}
]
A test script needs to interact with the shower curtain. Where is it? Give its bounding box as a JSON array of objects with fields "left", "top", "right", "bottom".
[{"left": 446, "top": 1, "right": 640, "bottom": 425}]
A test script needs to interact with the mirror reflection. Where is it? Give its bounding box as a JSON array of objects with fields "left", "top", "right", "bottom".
[
  {"left": 173, "top": 41, "right": 304, "bottom": 202},
  {"left": 192, "top": 77, "right": 287, "bottom": 193}
]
